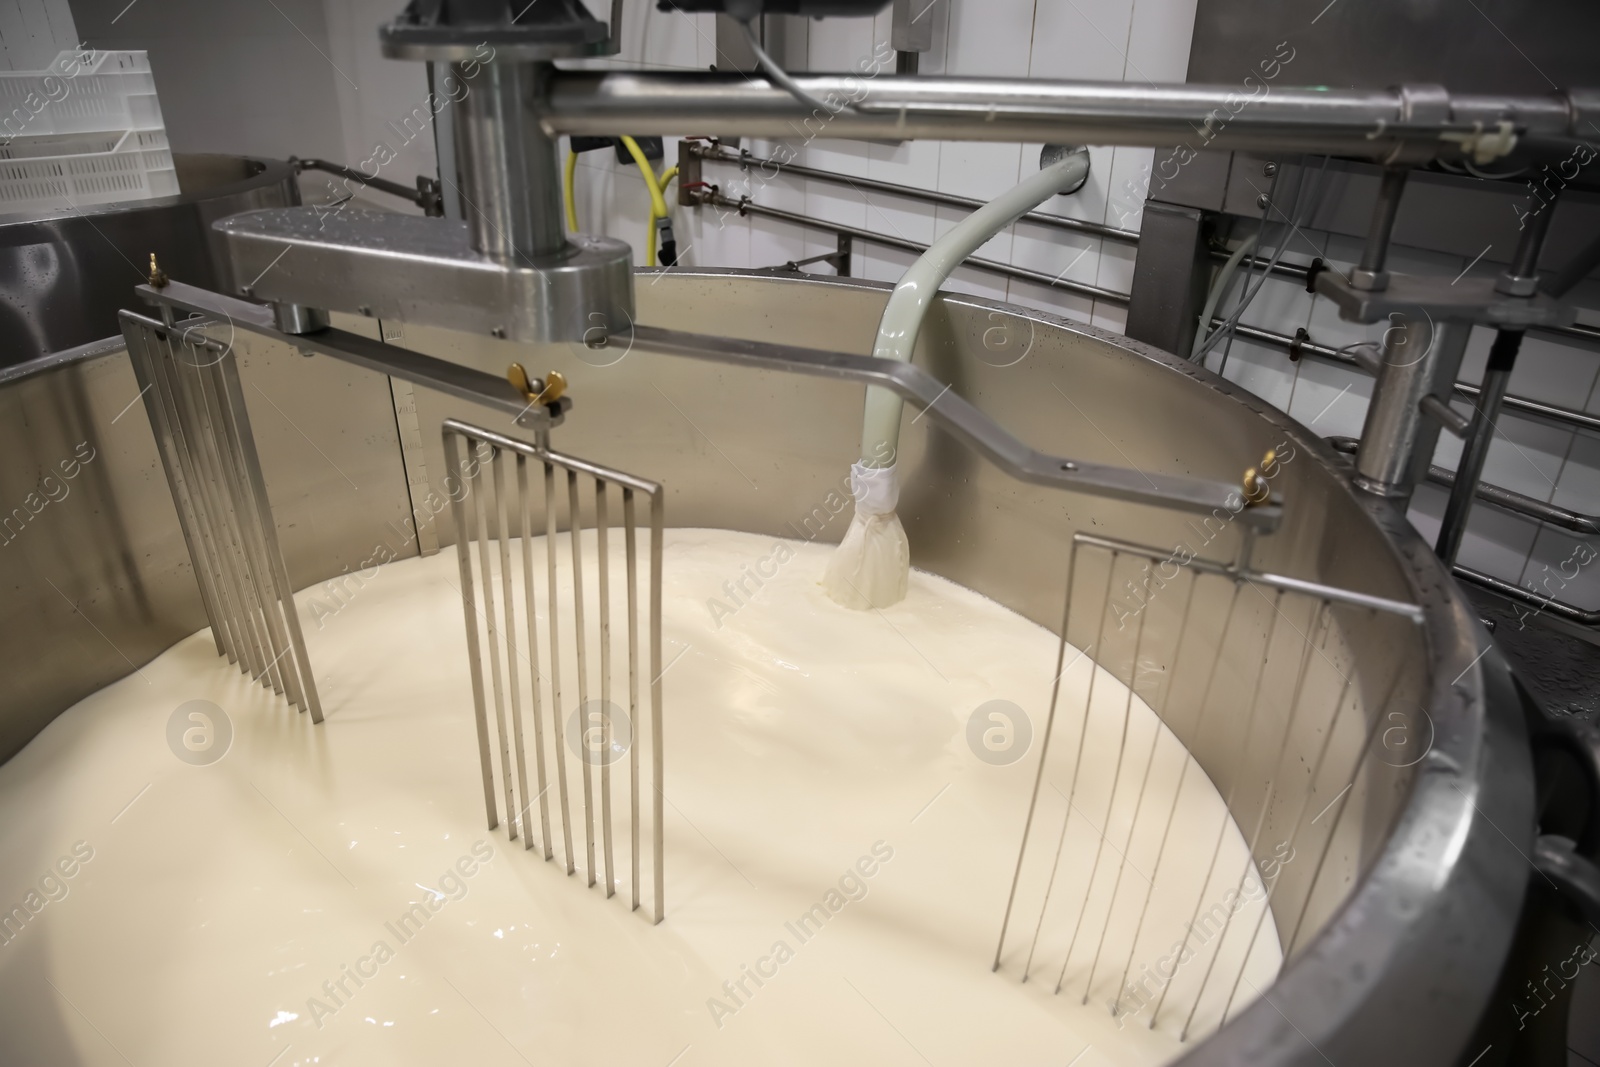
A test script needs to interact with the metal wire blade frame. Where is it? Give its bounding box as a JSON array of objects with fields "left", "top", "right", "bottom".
[
  {"left": 992, "top": 529, "right": 1424, "bottom": 1041},
  {"left": 442, "top": 417, "right": 666, "bottom": 924},
  {"left": 118, "top": 310, "right": 322, "bottom": 722}
]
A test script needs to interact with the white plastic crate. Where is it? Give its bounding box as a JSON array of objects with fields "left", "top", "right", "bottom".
[
  {"left": 0, "top": 50, "right": 166, "bottom": 139},
  {"left": 0, "top": 129, "right": 177, "bottom": 214},
  {"left": 0, "top": 50, "right": 175, "bottom": 215}
]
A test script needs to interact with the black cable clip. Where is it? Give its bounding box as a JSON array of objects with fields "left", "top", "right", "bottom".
[
  {"left": 1303, "top": 257, "right": 1325, "bottom": 293},
  {"left": 1288, "top": 327, "right": 1309, "bottom": 362}
]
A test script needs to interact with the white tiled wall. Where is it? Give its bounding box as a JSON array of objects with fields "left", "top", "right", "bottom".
[
  {"left": 310, "top": 0, "right": 1600, "bottom": 612},
  {"left": 321, "top": 0, "right": 441, "bottom": 196},
  {"left": 77, "top": 0, "right": 349, "bottom": 163},
  {"left": 563, "top": 0, "right": 1196, "bottom": 329},
  {"left": 1192, "top": 217, "right": 1600, "bottom": 605}
]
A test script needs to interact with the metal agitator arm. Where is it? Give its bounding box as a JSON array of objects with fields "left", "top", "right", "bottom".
[{"left": 139, "top": 278, "right": 1280, "bottom": 527}]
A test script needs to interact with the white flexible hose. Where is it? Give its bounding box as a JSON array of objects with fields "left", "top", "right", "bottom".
[
  {"left": 1190, "top": 233, "right": 1258, "bottom": 360},
  {"left": 857, "top": 146, "right": 1091, "bottom": 468},
  {"left": 824, "top": 147, "right": 1091, "bottom": 611}
]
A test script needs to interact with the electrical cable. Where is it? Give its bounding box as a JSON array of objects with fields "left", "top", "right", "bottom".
[
  {"left": 739, "top": 19, "right": 846, "bottom": 116},
  {"left": 1195, "top": 163, "right": 1284, "bottom": 364},
  {"left": 564, "top": 148, "right": 579, "bottom": 232},
  {"left": 1198, "top": 157, "right": 1330, "bottom": 367},
  {"left": 1335, "top": 339, "right": 1383, "bottom": 359},
  {"left": 1191, "top": 233, "right": 1259, "bottom": 360},
  {"left": 1463, "top": 158, "right": 1530, "bottom": 180}
]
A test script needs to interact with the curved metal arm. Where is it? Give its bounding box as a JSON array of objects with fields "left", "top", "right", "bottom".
[
  {"left": 290, "top": 157, "right": 445, "bottom": 217},
  {"left": 627, "top": 324, "right": 1280, "bottom": 529},
  {"left": 135, "top": 280, "right": 1278, "bottom": 532}
]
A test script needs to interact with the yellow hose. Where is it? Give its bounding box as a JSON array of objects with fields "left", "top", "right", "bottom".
[
  {"left": 620, "top": 136, "right": 669, "bottom": 219},
  {"left": 650, "top": 166, "right": 680, "bottom": 266},
  {"left": 572, "top": 140, "right": 678, "bottom": 266},
  {"left": 563, "top": 149, "right": 579, "bottom": 232},
  {"left": 621, "top": 135, "right": 669, "bottom": 267}
]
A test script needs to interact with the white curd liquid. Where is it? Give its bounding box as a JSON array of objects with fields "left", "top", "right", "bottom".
[{"left": 0, "top": 529, "right": 1280, "bottom": 1066}]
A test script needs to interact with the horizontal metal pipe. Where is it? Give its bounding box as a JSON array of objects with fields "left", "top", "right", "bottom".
[
  {"left": 1427, "top": 463, "right": 1599, "bottom": 537},
  {"left": 1541, "top": 321, "right": 1600, "bottom": 349},
  {"left": 699, "top": 192, "right": 1130, "bottom": 304},
  {"left": 692, "top": 193, "right": 1600, "bottom": 436},
  {"left": 1331, "top": 431, "right": 1598, "bottom": 535},
  {"left": 1224, "top": 321, "right": 1600, "bottom": 436},
  {"left": 695, "top": 144, "right": 1322, "bottom": 286},
  {"left": 1453, "top": 564, "right": 1600, "bottom": 626},
  {"left": 698, "top": 146, "right": 1600, "bottom": 354},
  {"left": 690, "top": 144, "right": 1141, "bottom": 244},
  {"left": 700, "top": 144, "right": 1593, "bottom": 322},
  {"left": 1326, "top": 436, "right": 1598, "bottom": 627},
  {"left": 1227, "top": 321, "right": 1352, "bottom": 362},
  {"left": 292, "top": 157, "right": 430, "bottom": 210},
  {"left": 1442, "top": 380, "right": 1600, "bottom": 435},
  {"left": 544, "top": 71, "right": 1588, "bottom": 161},
  {"left": 1216, "top": 246, "right": 1599, "bottom": 352},
  {"left": 697, "top": 198, "right": 1600, "bottom": 435}
]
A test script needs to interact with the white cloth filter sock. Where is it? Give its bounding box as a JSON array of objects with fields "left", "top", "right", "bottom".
[{"left": 822, "top": 463, "right": 910, "bottom": 610}]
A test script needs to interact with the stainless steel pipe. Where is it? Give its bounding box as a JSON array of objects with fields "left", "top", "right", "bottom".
[
  {"left": 454, "top": 61, "right": 568, "bottom": 263},
  {"left": 1353, "top": 168, "right": 1407, "bottom": 289},
  {"left": 1355, "top": 316, "right": 1470, "bottom": 497},
  {"left": 698, "top": 190, "right": 1130, "bottom": 304},
  {"left": 542, "top": 71, "right": 1593, "bottom": 161},
  {"left": 689, "top": 143, "right": 1142, "bottom": 245},
  {"left": 1436, "top": 328, "right": 1521, "bottom": 564}
]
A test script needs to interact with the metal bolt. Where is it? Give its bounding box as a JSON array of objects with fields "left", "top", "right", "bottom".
[
  {"left": 1257, "top": 193, "right": 1271, "bottom": 209},
  {"left": 240, "top": 286, "right": 254, "bottom": 298},
  {"left": 491, "top": 326, "right": 506, "bottom": 339},
  {"left": 1263, "top": 161, "right": 1278, "bottom": 177},
  {"left": 1242, "top": 467, "right": 1267, "bottom": 504},
  {"left": 357, "top": 305, "right": 372, "bottom": 316}
]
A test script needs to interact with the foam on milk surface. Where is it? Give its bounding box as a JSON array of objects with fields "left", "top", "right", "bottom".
[{"left": 0, "top": 529, "right": 1279, "bottom": 1066}]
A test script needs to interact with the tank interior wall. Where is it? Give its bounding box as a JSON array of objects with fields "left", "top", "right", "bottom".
[{"left": 0, "top": 272, "right": 1426, "bottom": 956}]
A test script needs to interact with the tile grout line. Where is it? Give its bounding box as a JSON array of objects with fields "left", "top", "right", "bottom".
[{"left": 1512, "top": 350, "right": 1600, "bottom": 590}]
